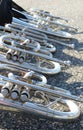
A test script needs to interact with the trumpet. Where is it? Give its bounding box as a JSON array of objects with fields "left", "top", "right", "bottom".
[
  {"left": 0, "top": 63, "right": 47, "bottom": 87},
  {"left": 0, "top": 33, "right": 66, "bottom": 74},
  {"left": 29, "top": 8, "right": 69, "bottom": 22},
  {"left": 13, "top": 7, "right": 77, "bottom": 31},
  {"left": 13, "top": 17, "right": 72, "bottom": 39},
  {"left": 5, "top": 24, "right": 56, "bottom": 52},
  {"left": 0, "top": 34, "right": 71, "bottom": 65},
  {"left": 0, "top": 64, "right": 47, "bottom": 101},
  {"left": 12, "top": 8, "right": 68, "bottom": 23},
  {"left": 29, "top": 8, "right": 78, "bottom": 31},
  {"left": 12, "top": 19, "right": 75, "bottom": 48},
  {"left": 0, "top": 67, "right": 82, "bottom": 120},
  {"left": 0, "top": 53, "right": 61, "bottom": 74}
]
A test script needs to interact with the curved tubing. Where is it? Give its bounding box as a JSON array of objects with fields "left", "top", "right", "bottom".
[{"left": 0, "top": 94, "right": 80, "bottom": 120}]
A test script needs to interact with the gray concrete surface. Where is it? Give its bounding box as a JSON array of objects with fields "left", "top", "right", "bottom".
[{"left": 0, "top": 0, "right": 83, "bottom": 130}]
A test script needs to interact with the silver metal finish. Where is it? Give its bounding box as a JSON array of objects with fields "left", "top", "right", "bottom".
[
  {"left": 0, "top": 72, "right": 82, "bottom": 120},
  {"left": 30, "top": 8, "right": 69, "bottom": 22},
  {"left": 29, "top": 8, "right": 77, "bottom": 31},
  {"left": 5, "top": 24, "right": 56, "bottom": 52},
  {"left": 0, "top": 93, "right": 80, "bottom": 120},
  {"left": 0, "top": 34, "right": 71, "bottom": 66},
  {"left": 13, "top": 17, "right": 72, "bottom": 39},
  {"left": 0, "top": 63, "right": 47, "bottom": 86},
  {"left": 13, "top": 8, "right": 77, "bottom": 35},
  {"left": 0, "top": 34, "right": 62, "bottom": 74},
  {"left": 0, "top": 53, "right": 61, "bottom": 74},
  {"left": 12, "top": 19, "right": 75, "bottom": 48},
  {"left": 0, "top": 8, "right": 81, "bottom": 121}
]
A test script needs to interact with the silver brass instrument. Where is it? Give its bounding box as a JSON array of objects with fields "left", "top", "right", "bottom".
[
  {"left": 29, "top": 8, "right": 69, "bottom": 22},
  {"left": 0, "top": 6, "right": 82, "bottom": 121},
  {"left": 0, "top": 64, "right": 47, "bottom": 100},
  {"left": 0, "top": 66, "right": 82, "bottom": 120},
  {"left": 0, "top": 34, "right": 71, "bottom": 66},
  {"left": 5, "top": 24, "right": 56, "bottom": 52},
  {"left": 0, "top": 63, "right": 47, "bottom": 86},
  {"left": 13, "top": 17, "right": 72, "bottom": 39},
  {"left": 0, "top": 34, "right": 62, "bottom": 74},
  {"left": 0, "top": 53, "right": 61, "bottom": 74},
  {"left": 29, "top": 8, "right": 77, "bottom": 31},
  {"left": 12, "top": 7, "right": 68, "bottom": 23},
  {"left": 13, "top": 8, "right": 77, "bottom": 32},
  {"left": 12, "top": 19, "right": 75, "bottom": 49}
]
